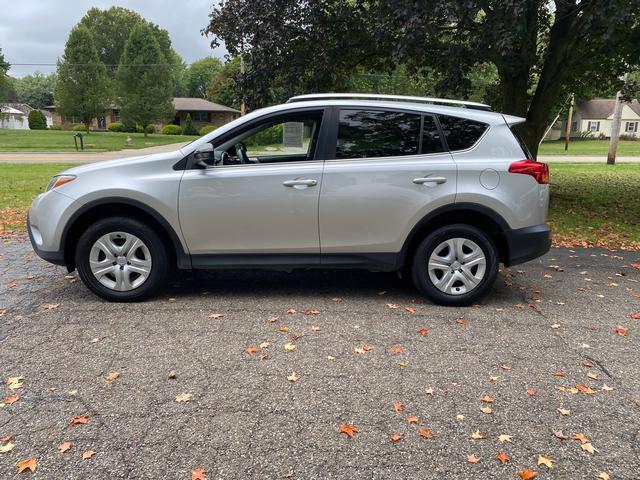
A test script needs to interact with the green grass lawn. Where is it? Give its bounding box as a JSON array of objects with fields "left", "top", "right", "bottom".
[
  {"left": 1, "top": 162, "right": 639, "bottom": 249},
  {"left": 0, "top": 129, "right": 199, "bottom": 153},
  {"left": 539, "top": 139, "right": 640, "bottom": 156}
]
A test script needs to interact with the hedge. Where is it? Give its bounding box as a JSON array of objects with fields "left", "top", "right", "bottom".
[
  {"left": 161, "top": 124, "right": 182, "bottom": 135},
  {"left": 72, "top": 124, "right": 89, "bottom": 132},
  {"left": 107, "top": 122, "right": 124, "bottom": 132},
  {"left": 199, "top": 124, "right": 218, "bottom": 136}
]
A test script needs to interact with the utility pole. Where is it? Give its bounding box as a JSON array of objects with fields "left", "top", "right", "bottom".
[
  {"left": 239, "top": 48, "right": 245, "bottom": 116},
  {"left": 564, "top": 94, "right": 574, "bottom": 151},
  {"left": 607, "top": 75, "right": 627, "bottom": 165}
]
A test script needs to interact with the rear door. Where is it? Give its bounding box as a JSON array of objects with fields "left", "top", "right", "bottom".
[{"left": 319, "top": 108, "right": 457, "bottom": 256}]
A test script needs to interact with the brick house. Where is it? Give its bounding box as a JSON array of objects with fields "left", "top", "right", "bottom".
[{"left": 44, "top": 97, "right": 240, "bottom": 130}]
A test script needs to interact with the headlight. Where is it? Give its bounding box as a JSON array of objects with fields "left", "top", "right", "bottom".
[{"left": 46, "top": 175, "right": 76, "bottom": 191}]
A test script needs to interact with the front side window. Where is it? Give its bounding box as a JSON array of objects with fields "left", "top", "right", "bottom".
[
  {"left": 336, "top": 110, "right": 421, "bottom": 159},
  {"left": 438, "top": 115, "right": 488, "bottom": 151},
  {"left": 212, "top": 110, "right": 323, "bottom": 166}
]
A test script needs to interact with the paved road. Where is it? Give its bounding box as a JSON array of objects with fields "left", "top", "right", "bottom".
[
  {"left": 0, "top": 142, "right": 191, "bottom": 164},
  {"left": 0, "top": 235, "right": 638, "bottom": 479}
]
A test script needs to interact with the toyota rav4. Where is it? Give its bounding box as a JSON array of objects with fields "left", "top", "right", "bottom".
[{"left": 28, "top": 93, "right": 551, "bottom": 305}]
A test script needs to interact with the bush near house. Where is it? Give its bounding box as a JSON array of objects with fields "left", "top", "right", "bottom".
[
  {"left": 182, "top": 113, "right": 199, "bottom": 136},
  {"left": 72, "top": 124, "right": 89, "bottom": 132},
  {"left": 28, "top": 110, "right": 48, "bottom": 130},
  {"left": 199, "top": 124, "right": 218, "bottom": 136},
  {"left": 107, "top": 122, "right": 125, "bottom": 132},
  {"left": 145, "top": 125, "right": 155, "bottom": 134},
  {"left": 49, "top": 124, "right": 63, "bottom": 130},
  {"left": 161, "top": 124, "right": 182, "bottom": 135}
]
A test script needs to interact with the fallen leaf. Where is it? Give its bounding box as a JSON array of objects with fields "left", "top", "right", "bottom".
[
  {"left": 496, "top": 451, "right": 509, "bottom": 464},
  {"left": 576, "top": 384, "right": 596, "bottom": 394},
  {"left": 538, "top": 454, "right": 554, "bottom": 468},
  {"left": 339, "top": 423, "right": 358, "bottom": 438},
  {"left": 552, "top": 370, "right": 565, "bottom": 377},
  {"left": 0, "top": 442, "right": 15, "bottom": 453},
  {"left": 6, "top": 376, "right": 24, "bottom": 389},
  {"left": 57, "top": 442, "right": 71, "bottom": 454},
  {"left": 418, "top": 427, "right": 433, "bottom": 439},
  {"left": 404, "top": 307, "right": 416, "bottom": 314},
  {"left": 82, "top": 450, "right": 95, "bottom": 459},
  {"left": 390, "top": 345, "right": 403, "bottom": 354},
  {"left": 17, "top": 458, "right": 37, "bottom": 473},
  {"left": 245, "top": 346, "right": 258, "bottom": 355},
  {"left": 286, "top": 308, "right": 296, "bottom": 315},
  {"left": 407, "top": 415, "right": 419, "bottom": 424},
  {"left": 551, "top": 323, "right": 561, "bottom": 329},
  {"left": 386, "top": 303, "right": 398, "bottom": 309},
  {"left": 393, "top": 402, "right": 404, "bottom": 412},
  {"left": 517, "top": 470, "right": 538, "bottom": 480},
  {"left": 208, "top": 313, "right": 223, "bottom": 319},
  {"left": 498, "top": 434, "right": 512, "bottom": 443},
  {"left": 390, "top": 433, "right": 402, "bottom": 442},
  {"left": 500, "top": 364, "right": 511, "bottom": 371},
  {"left": 259, "top": 342, "right": 270, "bottom": 349},
  {"left": 303, "top": 309, "right": 320, "bottom": 315},
  {"left": 284, "top": 343, "right": 296, "bottom": 351},
  {"left": 192, "top": 468, "right": 207, "bottom": 480},
  {"left": 470, "top": 430, "right": 486, "bottom": 440},
  {"left": 327, "top": 355, "right": 336, "bottom": 361},
  {"left": 69, "top": 415, "right": 89, "bottom": 426},
  {"left": 418, "top": 328, "right": 429, "bottom": 335},
  {"left": 176, "top": 393, "right": 192, "bottom": 403},
  {"left": 467, "top": 454, "right": 480, "bottom": 463},
  {"left": 267, "top": 315, "right": 279, "bottom": 322},
  {"left": 3, "top": 395, "right": 19, "bottom": 405},
  {"left": 43, "top": 303, "right": 60, "bottom": 310},
  {"left": 527, "top": 388, "right": 537, "bottom": 397},
  {"left": 580, "top": 442, "right": 598, "bottom": 454},
  {"left": 571, "top": 433, "right": 589, "bottom": 444},
  {"left": 278, "top": 325, "right": 289, "bottom": 333},
  {"left": 598, "top": 473, "right": 610, "bottom": 480},
  {"left": 587, "top": 371, "right": 599, "bottom": 380},
  {"left": 553, "top": 430, "right": 568, "bottom": 440},
  {"left": 557, "top": 407, "right": 571, "bottom": 416},
  {"left": 90, "top": 337, "right": 100, "bottom": 343},
  {"left": 168, "top": 370, "right": 177, "bottom": 379},
  {"left": 258, "top": 353, "right": 269, "bottom": 361},
  {"left": 354, "top": 344, "right": 373, "bottom": 354},
  {"left": 287, "top": 372, "right": 299, "bottom": 382},
  {"left": 1, "top": 435, "right": 13, "bottom": 443},
  {"left": 481, "top": 407, "right": 493, "bottom": 414},
  {"left": 602, "top": 384, "right": 614, "bottom": 391},
  {"left": 480, "top": 395, "right": 494, "bottom": 403},
  {"left": 311, "top": 326, "right": 320, "bottom": 331},
  {"left": 629, "top": 313, "right": 640, "bottom": 319},
  {"left": 456, "top": 318, "right": 466, "bottom": 324},
  {"left": 614, "top": 325, "right": 628, "bottom": 336},
  {"left": 105, "top": 372, "right": 119, "bottom": 382},
  {"left": 424, "top": 388, "right": 434, "bottom": 395},
  {"left": 331, "top": 297, "right": 342, "bottom": 303}
]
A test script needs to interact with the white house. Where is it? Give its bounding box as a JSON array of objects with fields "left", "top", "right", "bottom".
[
  {"left": 0, "top": 103, "right": 53, "bottom": 129},
  {"left": 545, "top": 98, "right": 640, "bottom": 140}
]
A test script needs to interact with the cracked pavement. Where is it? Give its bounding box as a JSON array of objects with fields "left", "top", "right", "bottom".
[{"left": 0, "top": 234, "right": 639, "bottom": 479}]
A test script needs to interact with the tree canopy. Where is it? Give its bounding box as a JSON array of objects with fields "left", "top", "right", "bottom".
[
  {"left": 186, "top": 57, "right": 223, "bottom": 98},
  {"left": 12, "top": 72, "right": 57, "bottom": 109},
  {"left": 0, "top": 48, "right": 10, "bottom": 103},
  {"left": 204, "top": 0, "right": 640, "bottom": 156},
  {"left": 116, "top": 23, "right": 175, "bottom": 135},
  {"left": 55, "top": 26, "right": 111, "bottom": 129}
]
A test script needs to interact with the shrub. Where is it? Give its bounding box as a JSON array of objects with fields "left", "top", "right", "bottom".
[
  {"left": 72, "top": 124, "right": 89, "bottom": 132},
  {"left": 144, "top": 124, "right": 156, "bottom": 134},
  {"left": 135, "top": 124, "right": 144, "bottom": 133},
  {"left": 107, "top": 122, "right": 124, "bottom": 132},
  {"left": 122, "top": 120, "right": 137, "bottom": 133},
  {"left": 182, "top": 113, "right": 199, "bottom": 136},
  {"left": 161, "top": 124, "right": 182, "bottom": 135},
  {"left": 49, "top": 124, "right": 63, "bottom": 130},
  {"left": 199, "top": 124, "right": 218, "bottom": 136},
  {"left": 245, "top": 124, "right": 283, "bottom": 147},
  {"left": 28, "top": 110, "right": 48, "bottom": 130}
]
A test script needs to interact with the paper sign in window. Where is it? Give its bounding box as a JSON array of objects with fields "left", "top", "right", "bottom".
[{"left": 283, "top": 122, "right": 304, "bottom": 148}]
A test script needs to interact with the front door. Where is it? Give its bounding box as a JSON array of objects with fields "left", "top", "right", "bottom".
[{"left": 178, "top": 109, "right": 326, "bottom": 263}]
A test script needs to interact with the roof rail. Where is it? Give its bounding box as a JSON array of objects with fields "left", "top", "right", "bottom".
[{"left": 286, "top": 93, "right": 492, "bottom": 111}]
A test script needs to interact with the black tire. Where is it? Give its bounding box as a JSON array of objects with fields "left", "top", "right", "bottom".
[
  {"left": 411, "top": 224, "right": 499, "bottom": 306},
  {"left": 75, "top": 217, "right": 169, "bottom": 302}
]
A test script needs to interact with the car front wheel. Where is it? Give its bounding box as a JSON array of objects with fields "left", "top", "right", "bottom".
[
  {"left": 411, "top": 224, "right": 499, "bottom": 306},
  {"left": 75, "top": 217, "right": 169, "bottom": 301}
]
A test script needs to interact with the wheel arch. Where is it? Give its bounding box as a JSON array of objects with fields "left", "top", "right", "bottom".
[
  {"left": 400, "top": 203, "right": 510, "bottom": 269},
  {"left": 62, "top": 197, "right": 190, "bottom": 271}
]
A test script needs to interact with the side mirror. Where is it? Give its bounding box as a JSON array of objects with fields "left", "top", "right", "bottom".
[{"left": 194, "top": 143, "right": 214, "bottom": 168}]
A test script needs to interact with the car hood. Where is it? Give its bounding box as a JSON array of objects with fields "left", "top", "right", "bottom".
[{"left": 60, "top": 150, "right": 180, "bottom": 176}]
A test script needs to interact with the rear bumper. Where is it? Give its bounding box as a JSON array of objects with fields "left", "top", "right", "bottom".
[
  {"left": 27, "top": 215, "right": 66, "bottom": 266},
  {"left": 503, "top": 224, "right": 551, "bottom": 267}
]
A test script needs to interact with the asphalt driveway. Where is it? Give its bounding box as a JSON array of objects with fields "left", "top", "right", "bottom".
[{"left": 0, "top": 234, "right": 638, "bottom": 479}]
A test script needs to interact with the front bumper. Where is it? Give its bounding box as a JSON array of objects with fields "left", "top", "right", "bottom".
[
  {"left": 503, "top": 224, "right": 551, "bottom": 267},
  {"left": 27, "top": 215, "right": 66, "bottom": 266}
]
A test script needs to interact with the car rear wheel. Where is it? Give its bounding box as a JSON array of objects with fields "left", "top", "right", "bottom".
[
  {"left": 411, "top": 224, "right": 498, "bottom": 306},
  {"left": 75, "top": 217, "right": 169, "bottom": 301}
]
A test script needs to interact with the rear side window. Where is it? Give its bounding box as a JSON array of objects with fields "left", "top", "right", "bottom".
[
  {"left": 438, "top": 115, "right": 488, "bottom": 151},
  {"left": 336, "top": 110, "right": 421, "bottom": 159},
  {"left": 510, "top": 127, "right": 533, "bottom": 160}
]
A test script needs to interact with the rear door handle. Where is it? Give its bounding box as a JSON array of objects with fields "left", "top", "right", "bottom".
[
  {"left": 413, "top": 177, "right": 447, "bottom": 185},
  {"left": 283, "top": 179, "right": 317, "bottom": 187}
]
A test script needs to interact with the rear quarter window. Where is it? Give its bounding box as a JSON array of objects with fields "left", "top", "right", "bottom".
[{"left": 438, "top": 115, "right": 488, "bottom": 151}]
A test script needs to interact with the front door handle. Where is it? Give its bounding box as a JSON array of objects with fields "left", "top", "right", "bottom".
[
  {"left": 413, "top": 176, "right": 447, "bottom": 185},
  {"left": 283, "top": 179, "right": 317, "bottom": 187}
]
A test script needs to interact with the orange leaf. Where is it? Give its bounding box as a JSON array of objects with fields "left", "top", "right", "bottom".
[
  {"left": 303, "top": 309, "right": 320, "bottom": 315},
  {"left": 286, "top": 308, "right": 296, "bottom": 315},
  {"left": 418, "top": 328, "right": 429, "bottom": 335},
  {"left": 456, "top": 318, "right": 466, "bottom": 324},
  {"left": 69, "top": 415, "right": 88, "bottom": 426},
  {"left": 245, "top": 346, "right": 258, "bottom": 355},
  {"left": 1, "top": 435, "right": 13, "bottom": 443},
  {"left": 393, "top": 402, "right": 404, "bottom": 412},
  {"left": 553, "top": 430, "right": 568, "bottom": 440},
  {"left": 3, "top": 395, "right": 19, "bottom": 405},
  {"left": 208, "top": 313, "right": 223, "bottom": 319},
  {"left": 614, "top": 325, "right": 628, "bottom": 336},
  {"left": 480, "top": 395, "right": 494, "bottom": 403},
  {"left": 390, "top": 345, "right": 403, "bottom": 354},
  {"left": 557, "top": 407, "right": 571, "bottom": 416},
  {"left": 419, "top": 427, "right": 433, "bottom": 439},
  {"left": 361, "top": 344, "right": 373, "bottom": 352},
  {"left": 192, "top": 468, "right": 207, "bottom": 480},
  {"left": 17, "top": 458, "right": 37, "bottom": 473},
  {"left": 58, "top": 442, "right": 72, "bottom": 453},
  {"left": 82, "top": 450, "right": 95, "bottom": 459},
  {"left": 518, "top": 470, "right": 538, "bottom": 480},
  {"left": 339, "top": 423, "right": 358, "bottom": 438},
  {"left": 404, "top": 307, "right": 416, "bottom": 314},
  {"left": 500, "top": 364, "right": 512, "bottom": 370},
  {"left": 470, "top": 430, "right": 486, "bottom": 440},
  {"left": 496, "top": 451, "right": 509, "bottom": 464},
  {"left": 552, "top": 370, "right": 565, "bottom": 377},
  {"left": 576, "top": 384, "right": 596, "bottom": 394},
  {"left": 527, "top": 388, "right": 537, "bottom": 397},
  {"left": 571, "top": 433, "right": 589, "bottom": 444},
  {"left": 480, "top": 407, "right": 493, "bottom": 414},
  {"left": 629, "top": 313, "right": 640, "bottom": 319},
  {"left": 407, "top": 415, "right": 419, "bottom": 424},
  {"left": 467, "top": 454, "right": 480, "bottom": 464},
  {"left": 390, "top": 433, "right": 402, "bottom": 442}
]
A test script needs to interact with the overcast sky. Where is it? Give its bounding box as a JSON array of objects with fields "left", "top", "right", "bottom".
[{"left": 1, "top": 0, "right": 226, "bottom": 77}]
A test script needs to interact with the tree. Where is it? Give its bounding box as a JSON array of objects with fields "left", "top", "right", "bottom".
[
  {"left": 204, "top": 0, "right": 640, "bottom": 157},
  {"left": 187, "top": 57, "right": 223, "bottom": 98},
  {"left": 117, "top": 23, "right": 174, "bottom": 136},
  {"left": 206, "top": 57, "right": 242, "bottom": 109},
  {"left": 0, "top": 48, "right": 10, "bottom": 104},
  {"left": 79, "top": 6, "right": 186, "bottom": 95},
  {"left": 13, "top": 72, "right": 57, "bottom": 109},
  {"left": 55, "top": 26, "right": 111, "bottom": 132},
  {"left": 28, "top": 110, "right": 47, "bottom": 130},
  {"left": 182, "top": 113, "right": 198, "bottom": 135}
]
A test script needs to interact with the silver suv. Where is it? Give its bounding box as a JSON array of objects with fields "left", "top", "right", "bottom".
[{"left": 28, "top": 93, "right": 551, "bottom": 305}]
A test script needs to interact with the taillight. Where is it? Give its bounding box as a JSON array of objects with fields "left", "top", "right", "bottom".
[{"left": 508, "top": 160, "right": 549, "bottom": 184}]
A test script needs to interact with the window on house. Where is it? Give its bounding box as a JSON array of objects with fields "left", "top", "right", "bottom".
[
  {"left": 191, "top": 112, "right": 209, "bottom": 122},
  {"left": 571, "top": 121, "right": 578, "bottom": 132},
  {"left": 113, "top": 110, "right": 121, "bottom": 122},
  {"left": 625, "top": 121, "right": 638, "bottom": 133},
  {"left": 587, "top": 121, "right": 600, "bottom": 132}
]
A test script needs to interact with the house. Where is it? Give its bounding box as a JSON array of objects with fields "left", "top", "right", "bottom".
[
  {"left": 44, "top": 97, "right": 240, "bottom": 130},
  {"left": 0, "top": 103, "right": 53, "bottom": 129},
  {"left": 544, "top": 98, "right": 640, "bottom": 140}
]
